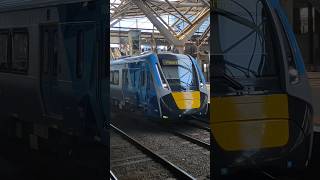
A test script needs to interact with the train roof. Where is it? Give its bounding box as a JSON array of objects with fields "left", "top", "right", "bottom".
[
  {"left": 110, "top": 53, "right": 154, "bottom": 65},
  {"left": 0, "top": 0, "right": 93, "bottom": 13},
  {"left": 157, "top": 53, "right": 191, "bottom": 60},
  {"left": 110, "top": 53, "right": 192, "bottom": 65}
]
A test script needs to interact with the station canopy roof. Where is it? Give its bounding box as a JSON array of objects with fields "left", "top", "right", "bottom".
[
  {"left": 110, "top": 0, "right": 210, "bottom": 42},
  {"left": 111, "top": 0, "right": 210, "bottom": 18}
]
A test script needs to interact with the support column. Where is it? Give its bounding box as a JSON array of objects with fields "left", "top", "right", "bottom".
[{"left": 174, "top": 45, "right": 185, "bottom": 54}]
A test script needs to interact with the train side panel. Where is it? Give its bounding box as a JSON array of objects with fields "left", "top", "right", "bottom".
[
  {"left": 0, "top": 8, "right": 53, "bottom": 131},
  {"left": 0, "top": 1, "right": 106, "bottom": 149},
  {"left": 110, "top": 55, "right": 161, "bottom": 118}
]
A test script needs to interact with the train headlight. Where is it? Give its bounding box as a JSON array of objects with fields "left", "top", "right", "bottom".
[
  {"left": 288, "top": 66, "right": 299, "bottom": 84},
  {"left": 162, "top": 83, "right": 169, "bottom": 89}
]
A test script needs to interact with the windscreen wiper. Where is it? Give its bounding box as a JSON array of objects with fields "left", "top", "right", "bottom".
[
  {"left": 213, "top": 66, "right": 244, "bottom": 90},
  {"left": 212, "top": 8, "right": 263, "bottom": 37},
  {"left": 221, "top": 73, "right": 244, "bottom": 90},
  {"left": 224, "top": 60, "right": 258, "bottom": 77}
]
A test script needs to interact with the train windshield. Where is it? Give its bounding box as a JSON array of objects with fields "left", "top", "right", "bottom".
[
  {"left": 159, "top": 55, "right": 198, "bottom": 91},
  {"left": 212, "top": 0, "right": 282, "bottom": 94}
]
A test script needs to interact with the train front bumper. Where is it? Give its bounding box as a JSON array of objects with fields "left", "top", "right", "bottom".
[
  {"left": 159, "top": 91, "right": 208, "bottom": 119},
  {"left": 211, "top": 125, "right": 313, "bottom": 176},
  {"left": 210, "top": 94, "right": 314, "bottom": 176}
]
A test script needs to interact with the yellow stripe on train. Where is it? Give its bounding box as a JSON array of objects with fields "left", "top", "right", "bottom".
[
  {"left": 210, "top": 94, "right": 289, "bottom": 151},
  {"left": 172, "top": 91, "right": 201, "bottom": 110}
]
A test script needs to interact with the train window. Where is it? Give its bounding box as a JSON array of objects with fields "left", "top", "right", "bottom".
[
  {"left": 110, "top": 70, "right": 119, "bottom": 85},
  {"left": 110, "top": 71, "right": 114, "bottom": 83},
  {"left": 129, "top": 69, "right": 138, "bottom": 88},
  {"left": 122, "top": 69, "right": 129, "bottom": 86},
  {"left": 113, "top": 70, "right": 119, "bottom": 85},
  {"left": 212, "top": 0, "right": 284, "bottom": 93},
  {"left": 12, "top": 30, "right": 28, "bottom": 73},
  {"left": 0, "top": 31, "right": 9, "bottom": 71},
  {"left": 160, "top": 57, "right": 199, "bottom": 91},
  {"left": 76, "top": 31, "right": 84, "bottom": 78},
  {"left": 140, "top": 70, "right": 145, "bottom": 86}
]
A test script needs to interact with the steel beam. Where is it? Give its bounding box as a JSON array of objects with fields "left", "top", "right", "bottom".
[
  {"left": 164, "top": 0, "right": 192, "bottom": 25},
  {"left": 110, "top": 17, "right": 123, "bottom": 27},
  {"left": 177, "top": 8, "right": 210, "bottom": 42},
  {"left": 111, "top": 1, "right": 132, "bottom": 21},
  {"left": 199, "top": 0, "right": 210, "bottom": 7},
  {"left": 132, "top": 0, "right": 184, "bottom": 47},
  {"left": 197, "top": 26, "right": 210, "bottom": 48},
  {"left": 115, "top": 0, "right": 210, "bottom": 54}
]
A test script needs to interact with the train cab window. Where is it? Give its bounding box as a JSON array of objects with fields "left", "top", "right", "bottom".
[
  {"left": 76, "top": 31, "right": 84, "bottom": 78},
  {"left": 159, "top": 57, "right": 198, "bottom": 91},
  {"left": 212, "top": 0, "right": 283, "bottom": 93},
  {"left": 12, "top": 30, "right": 29, "bottom": 73},
  {"left": 0, "top": 31, "right": 9, "bottom": 71}
]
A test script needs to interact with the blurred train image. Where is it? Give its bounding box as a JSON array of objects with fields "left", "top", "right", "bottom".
[
  {"left": 110, "top": 53, "right": 208, "bottom": 120},
  {"left": 211, "top": 0, "right": 314, "bottom": 177},
  {"left": 0, "top": 0, "right": 108, "bottom": 151}
]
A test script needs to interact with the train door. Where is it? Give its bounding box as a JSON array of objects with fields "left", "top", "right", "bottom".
[
  {"left": 40, "top": 25, "right": 62, "bottom": 117},
  {"left": 138, "top": 63, "right": 148, "bottom": 111},
  {"left": 146, "top": 63, "right": 157, "bottom": 117},
  {"left": 122, "top": 68, "right": 129, "bottom": 109}
]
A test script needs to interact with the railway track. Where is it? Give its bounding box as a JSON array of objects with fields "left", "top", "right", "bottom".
[
  {"left": 191, "top": 115, "right": 210, "bottom": 124},
  {"left": 111, "top": 114, "right": 210, "bottom": 179},
  {"left": 146, "top": 119, "right": 210, "bottom": 150},
  {"left": 110, "top": 170, "right": 118, "bottom": 180},
  {"left": 186, "top": 119, "right": 211, "bottom": 132},
  {"left": 110, "top": 124, "right": 197, "bottom": 180},
  {"left": 169, "top": 127, "right": 210, "bottom": 150}
]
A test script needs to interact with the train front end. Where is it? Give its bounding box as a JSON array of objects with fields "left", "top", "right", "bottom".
[
  {"left": 211, "top": 0, "right": 313, "bottom": 177},
  {"left": 155, "top": 53, "right": 208, "bottom": 120}
]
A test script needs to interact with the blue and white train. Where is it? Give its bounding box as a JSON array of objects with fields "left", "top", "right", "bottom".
[{"left": 110, "top": 53, "right": 208, "bottom": 120}]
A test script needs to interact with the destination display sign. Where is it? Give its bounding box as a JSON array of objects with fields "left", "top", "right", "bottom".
[{"left": 162, "top": 59, "right": 179, "bottom": 66}]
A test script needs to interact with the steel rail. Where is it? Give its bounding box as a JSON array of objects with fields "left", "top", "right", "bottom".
[
  {"left": 170, "top": 129, "right": 210, "bottom": 150},
  {"left": 186, "top": 120, "right": 211, "bottom": 132},
  {"left": 110, "top": 124, "right": 197, "bottom": 180},
  {"left": 110, "top": 170, "right": 118, "bottom": 180},
  {"left": 191, "top": 115, "right": 210, "bottom": 124}
]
